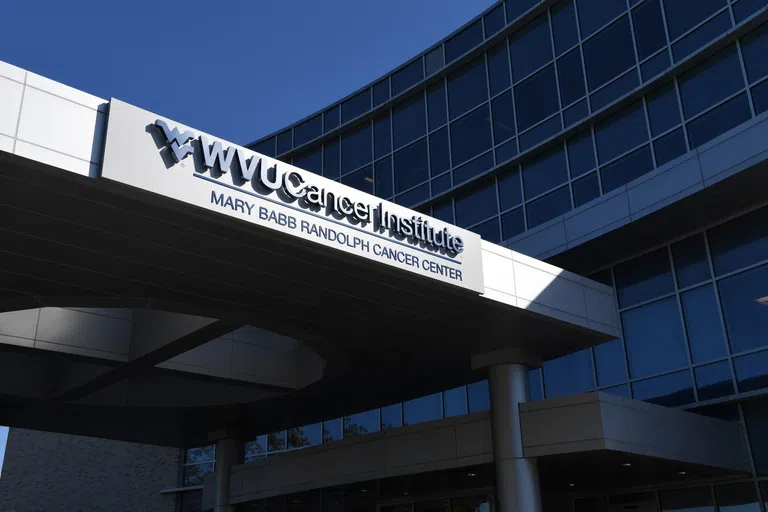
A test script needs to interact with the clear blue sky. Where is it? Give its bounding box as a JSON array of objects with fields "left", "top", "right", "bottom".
[
  {"left": 0, "top": 0, "right": 495, "bottom": 145},
  {"left": 0, "top": 0, "right": 495, "bottom": 470}
]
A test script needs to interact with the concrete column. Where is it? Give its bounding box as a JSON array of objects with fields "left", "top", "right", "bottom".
[
  {"left": 489, "top": 363, "right": 542, "bottom": 512},
  {"left": 214, "top": 439, "right": 240, "bottom": 512}
]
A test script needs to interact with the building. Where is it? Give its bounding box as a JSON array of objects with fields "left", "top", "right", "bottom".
[{"left": 1, "top": 0, "right": 768, "bottom": 511}]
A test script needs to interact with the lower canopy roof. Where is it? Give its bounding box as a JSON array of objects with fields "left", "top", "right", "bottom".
[{"left": 0, "top": 150, "right": 614, "bottom": 447}]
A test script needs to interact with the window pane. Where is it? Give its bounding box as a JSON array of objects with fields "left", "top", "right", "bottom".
[
  {"left": 428, "top": 82, "right": 447, "bottom": 131},
  {"left": 432, "top": 173, "right": 451, "bottom": 195},
  {"left": 558, "top": 49, "right": 587, "bottom": 106},
  {"left": 654, "top": 128, "right": 687, "bottom": 166},
  {"left": 567, "top": 131, "right": 596, "bottom": 178},
  {"left": 373, "top": 79, "right": 390, "bottom": 107},
  {"left": 741, "top": 23, "right": 768, "bottom": 83},
  {"left": 325, "top": 106, "right": 340, "bottom": 132},
  {"left": 672, "top": 11, "right": 731, "bottom": 62},
  {"left": 752, "top": 80, "right": 768, "bottom": 115},
  {"left": 543, "top": 349, "right": 595, "bottom": 398},
  {"left": 510, "top": 14, "right": 553, "bottom": 82},
  {"left": 185, "top": 445, "right": 215, "bottom": 464},
  {"left": 342, "top": 90, "right": 371, "bottom": 124},
  {"left": 444, "top": 386, "right": 468, "bottom": 417},
  {"left": 647, "top": 83, "right": 682, "bottom": 136},
  {"left": 708, "top": 206, "right": 768, "bottom": 275},
  {"left": 600, "top": 145, "right": 654, "bottom": 193},
  {"left": 392, "top": 59, "right": 424, "bottom": 97},
  {"left": 663, "top": 0, "right": 727, "bottom": 40},
  {"left": 672, "top": 234, "right": 710, "bottom": 288},
  {"left": 735, "top": 0, "right": 768, "bottom": 24},
  {"left": 641, "top": 50, "right": 671, "bottom": 82},
  {"left": 715, "top": 483, "right": 761, "bottom": 512},
  {"left": 268, "top": 431, "right": 286, "bottom": 451},
  {"left": 681, "top": 285, "right": 727, "bottom": 363},
  {"left": 615, "top": 247, "right": 674, "bottom": 308},
  {"left": 498, "top": 167, "right": 523, "bottom": 210},
  {"left": 519, "top": 115, "right": 562, "bottom": 151},
  {"left": 393, "top": 95, "right": 426, "bottom": 149},
  {"left": 425, "top": 47, "right": 444, "bottom": 76},
  {"left": 341, "top": 124, "right": 372, "bottom": 174},
  {"left": 678, "top": 46, "right": 743, "bottom": 119},
  {"left": 622, "top": 297, "right": 688, "bottom": 378},
  {"left": 324, "top": 139, "right": 340, "bottom": 179},
  {"left": 394, "top": 139, "right": 429, "bottom": 194},
  {"left": 590, "top": 69, "right": 640, "bottom": 111},
  {"left": 468, "top": 380, "right": 490, "bottom": 412},
  {"left": 526, "top": 185, "right": 572, "bottom": 228},
  {"left": 433, "top": 199, "right": 453, "bottom": 223},
  {"left": 573, "top": 172, "right": 601, "bottom": 207},
  {"left": 451, "top": 105, "right": 493, "bottom": 166},
  {"left": 245, "top": 436, "right": 266, "bottom": 462},
  {"left": 488, "top": 43, "right": 512, "bottom": 96},
  {"left": 485, "top": 4, "right": 506, "bottom": 37},
  {"left": 743, "top": 397, "right": 768, "bottom": 475},
  {"left": 577, "top": 0, "right": 627, "bottom": 37},
  {"left": 453, "top": 151, "right": 494, "bottom": 185},
  {"left": 295, "top": 115, "right": 323, "bottom": 147},
  {"left": 735, "top": 349, "right": 768, "bottom": 392},
  {"left": 342, "top": 165, "right": 373, "bottom": 194},
  {"left": 595, "top": 102, "right": 648, "bottom": 164},
  {"left": 471, "top": 218, "right": 501, "bottom": 242},
  {"left": 375, "top": 157, "right": 393, "bottom": 198},
  {"left": 288, "top": 423, "right": 322, "bottom": 449},
  {"left": 323, "top": 419, "right": 342, "bottom": 442},
  {"left": 276, "top": 130, "right": 292, "bottom": 156},
  {"left": 552, "top": 0, "right": 579, "bottom": 55},
  {"left": 252, "top": 137, "right": 275, "bottom": 157},
  {"left": 492, "top": 91, "right": 516, "bottom": 144},
  {"left": 660, "top": 486, "right": 715, "bottom": 511},
  {"left": 632, "top": 370, "right": 695, "bottom": 406},
  {"left": 501, "top": 208, "right": 526, "bottom": 239},
  {"left": 506, "top": 0, "right": 538, "bottom": 22},
  {"left": 182, "top": 462, "right": 214, "bottom": 486},
  {"left": 381, "top": 403, "right": 402, "bottom": 430},
  {"left": 445, "top": 20, "right": 483, "bottom": 63},
  {"left": 522, "top": 147, "right": 568, "bottom": 199},
  {"left": 396, "top": 183, "right": 429, "bottom": 207},
  {"left": 594, "top": 339, "right": 627, "bottom": 386},
  {"left": 583, "top": 16, "right": 636, "bottom": 91},
  {"left": 564, "top": 99, "right": 589, "bottom": 126},
  {"left": 344, "top": 410, "right": 379, "bottom": 437},
  {"left": 633, "top": 0, "right": 667, "bottom": 60},
  {"left": 448, "top": 57, "right": 488, "bottom": 119},
  {"left": 695, "top": 361, "right": 734, "bottom": 400},
  {"left": 293, "top": 147, "right": 323, "bottom": 176},
  {"left": 718, "top": 263, "right": 768, "bottom": 354},
  {"left": 430, "top": 128, "right": 450, "bottom": 177},
  {"left": 374, "top": 115, "right": 391, "bottom": 160},
  {"left": 455, "top": 179, "right": 498, "bottom": 227},
  {"left": 515, "top": 65, "right": 560, "bottom": 131},
  {"left": 496, "top": 138, "right": 518, "bottom": 163},
  {"left": 404, "top": 393, "right": 442, "bottom": 425},
  {"left": 687, "top": 93, "right": 751, "bottom": 149}
]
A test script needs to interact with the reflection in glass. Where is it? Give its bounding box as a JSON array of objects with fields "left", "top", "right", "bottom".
[
  {"left": 245, "top": 436, "right": 267, "bottom": 462},
  {"left": 510, "top": 14, "right": 552, "bottom": 82},
  {"left": 567, "top": 131, "right": 596, "bottom": 178},
  {"left": 404, "top": 392, "right": 442, "bottom": 425},
  {"left": 734, "top": 350, "right": 768, "bottom": 393},
  {"left": 708, "top": 206, "right": 768, "bottom": 276},
  {"left": 614, "top": 248, "right": 674, "bottom": 308},
  {"left": 451, "top": 105, "right": 493, "bottom": 166},
  {"left": 672, "top": 234, "right": 710, "bottom": 288},
  {"left": 454, "top": 179, "right": 497, "bottom": 228},
  {"left": 633, "top": 0, "right": 667, "bottom": 60},
  {"left": 718, "top": 263, "right": 768, "bottom": 354},
  {"left": 444, "top": 386, "right": 468, "bottom": 417},
  {"left": 515, "top": 65, "right": 559, "bottom": 131},
  {"left": 268, "top": 431, "right": 286, "bottom": 452},
  {"left": 632, "top": 370, "right": 694, "bottom": 407},
  {"left": 526, "top": 186, "right": 571, "bottom": 228},
  {"left": 695, "top": 361, "right": 734, "bottom": 400},
  {"left": 344, "top": 410, "right": 379, "bottom": 438},
  {"left": 681, "top": 284, "right": 727, "bottom": 363},
  {"left": 583, "top": 16, "right": 636, "bottom": 91},
  {"left": 623, "top": 297, "right": 688, "bottom": 378},
  {"left": 594, "top": 339, "right": 627, "bottom": 387},
  {"left": 678, "top": 46, "right": 742, "bottom": 119},
  {"left": 687, "top": 93, "right": 751, "bottom": 149},
  {"left": 522, "top": 147, "right": 568, "bottom": 200},
  {"left": 595, "top": 102, "right": 647, "bottom": 164},
  {"left": 448, "top": 57, "right": 488, "bottom": 119},
  {"left": 543, "top": 349, "right": 595, "bottom": 398},
  {"left": 288, "top": 423, "right": 322, "bottom": 449},
  {"left": 468, "top": 380, "right": 491, "bottom": 412},
  {"left": 393, "top": 95, "right": 427, "bottom": 149},
  {"left": 182, "top": 462, "right": 214, "bottom": 486},
  {"left": 323, "top": 419, "right": 342, "bottom": 443}
]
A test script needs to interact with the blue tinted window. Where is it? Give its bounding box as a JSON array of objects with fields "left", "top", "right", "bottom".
[
  {"left": 743, "top": 399, "right": 768, "bottom": 475},
  {"left": 373, "top": 79, "right": 390, "bottom": 107},
  {"left": 519, "top": 115, "right": 562, "bottom": 151},
  {"left": 323, "top": 139, "right": 340, "bottom": 179},
  {"left": 492, "top": 91, "right": 516, "bottom": 144},
  {"left": 590, "top": 69, "right": 639, "bottom": 111},
  {"left": 672, "top": 234, "right": 710, "bottom": 288},
  {"left": 529, "top": 368, "right": 544, "bottom": 401},
  {"left": 488, "top": 43, "right": 512, "bottom": 96},
  {"left": 602, "top": 384, "right": 631, "bottom": 397},
  {"left": 451, "top": 105, "right": 493, "bottom": 166},
  {"left": 342, "top": 90, "right": 371, "bottom": 124},
  {"left": 522, "top": 147, "right": 568, "bottom": 199},
  {"left": 485, "top": 4, "right": 506, "bottom": 37},
  {"left": 498, "top": 167, "right": 523, "bottom": 210},
  {"left": 600, "top": 145, "right": 654, "bottom": 192},
  {"left": 741, "top": 23, "right": 768, "bottom": 83},
  {"left": 735, "top": 350, "right": 768, "bottom": 393},
  {"left": 510, "top": 14, "right": 553, "bottom": 82},
  {"left": 444, "top": 386, "right": 468, "bottom": 417},
  {"left": 344, "top": 410, "right": 379, "bottom": 437},
  {"left": 325, "top": 106, "right": 340, "bottom": 132},
  {"left": 543, "top": 349, "right": 596, "bottom": 398},
  {"left": 594, "top": 339, "right": 627, "bottom": 386},
  {"left": 552, "top": 0, "right": 579, "bottom": 55},
  {"left": 687, "top": 93, "right": 751, "bottom": 149},
  {"left": 654, "top": 128, "right": 687, "bottom": 166},
  {"left": 471, "top": 218, "right": 501, "bottom": 242},
  {"left": 558, "top": 49, "right": 587, "bottom": 106},
  {"left": 455, "top": 179, "right": 498, "bottom": 227},
  {"left": 393, "top": 95, "right": 426, "bottom": 149},
  {"left": 672, "top": 11, "right": 731, "bottom": 62},
  {"left": 277, "top": 130, "right": 292, "bottom": 155},
  {"left": 433, "top": 199, "right": 454, "bottom": 223},
  {"left": 641, "top": 51, "right": 671, "bottom": 82},
  {"left": 496, "top": 138, "right": 519, "bottom": 163},
  {"left": 446, "top": 20, "right": 483, "bottom": 62},
  {"left": 567, "top": 131, "right": 596, "bottom": 178},
  {"left": 632, "top": 370, "right": 695, "bottom": 406},
  {"left": 453, "top": 151, "right": 495, "bottom": 185},
  {"left": 380, "top": 403, "right": 402, "bottom": 430},
  {"left": 719, "top": 263, "right": 768, "bottom": 354},
  {"left": 663, "top": 0, "right": 727, "bottom": 40},
  {"left": 515, "top": 65, "right": 560, "bottom": 131},
  {"left": 678, "top": 46, "right": 743, "bottom": 119},
  {"left": 615, "top": 248, "right": 674, "bottom": 308},
  {"left": 394, "top": 139, "right": 429, "bottom": 194},
  {"left": 564, "top": 99, "right": 589, "bottom": 126},
  {"left": 430, "top": 128, "right": 450, "bottom": 177},
  {"left": 695, "top": 361, "right": 734, "bottom": 400},
  {"left": 506, "top": 0, "right": 538, "bottom": 23},
  {"left": 341, "top": 124, "right": 372, "bottom": 174},
  {"left": 397, "top": 185, "right": 430, "bottom": 208},
  {"left": 526, "top": 185, "right": 572, "bottom": 228},
  {"left": 403, "top": 392, "right": 442, "bottom": 425},
  {"left": 431, "top": 173, "right": 451, "bottom": 195},
  {"left": 622, "top": 297, "right": 689, "bottom": 378},
  {"left": 294, "top": 116, "right": 323, "bottom": 147},
  {"left": 252, "top": 137, "right": 275, "bottom": 157},
  {"left": 425, "top": 47, "right": 444, "bottom": 77},
  {"left": 583, "top": 16, "right": 636, "bottom": 91},
  {"left": 735, "top": 0, "right": 768, "bottom": 24},
  {"left": 752, "top": 79, "right": 768, "bottom": 115},
  {"left": 448, "top": 57, "right": 488, "bottom": 119},
  {"left": 708, "top": 206, "right": 768, "bottom": 275},
  {"left": 288, "top": 424, "right": 322, "bottom": 449},
  {"left": 632, "top": 0, "right": 667, "bottom": 60},
  {"left": 573, "top": 172, "right": 601, "bottom": 207},
  {"left": 391, "top": 59, "right": 424, "bottom": 97},
  {"left": 502, "top": 208, "right": 526, "bottom": 239},
  {"left": 427, "top": 82, "right": 448, "bottom": 130},
  {"left": 596, "top": 103, "right": 648, "bottom": 163},
  {"left": 647, "top": 84, "right": 682, "bottom": 136},
  {"left": 577, "top": 0, "right": 627, "bottom": 37},
  {"left": 681, "top": 285, "right": 727, "bottom": 363},
  {"left": 293, "top": 147, "right": 322, "bottom": 176},
  {"left": 375, "top": 157, "right": 393, "bottom": 198},
  {"left": 468, "top": 380, "right": 491, "bottom": 412},
  {"left": 374, "top": 115, "right": 391, "bottom": 160},
  {"left": 342, "top": 165, "right": 373, "bottom": 194}
]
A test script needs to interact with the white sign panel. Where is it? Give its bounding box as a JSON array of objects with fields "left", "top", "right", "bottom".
[{"left": 100, "top": 99, "right": 485, "bottom": 293}]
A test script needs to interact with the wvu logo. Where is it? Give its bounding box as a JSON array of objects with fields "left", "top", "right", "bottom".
[{"left": 155, "top": 119, "right": 195, "bottom": 162}]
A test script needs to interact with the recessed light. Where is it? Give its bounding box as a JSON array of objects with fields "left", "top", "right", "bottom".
[
  {"left": 361, "top": 489, "right": 367, "bottom": 493},
  {"left": 569, "top": 483, "right": 576, "bottom": 487},
  {"left": 468, "top": 472, "right": 478, "bottom": 477},
  {"left": 404, "top": 492, "right": 409, "bottom": 496},
  {"left": 678, "top": 471, "right": 687, "bottom": 476},
  {"left": 621, "top": 462, "right": 632, "bottom": 467}
]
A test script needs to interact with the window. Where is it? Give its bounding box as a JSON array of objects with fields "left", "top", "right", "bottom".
[
  {"left": 522, "top": 147, "right": 568, "bottom": 199},
  {"left": 573, "top": 172, "right": 600, "bottom": 207},
  {"left": 564, "top": 99, "right": 589, "bottom": 126},
  {"left": 678, "top": 46, "right": 744, "bottom": 119},
  {"left": 742, "top": 397, "right": 768, "bottom": 475},
  {"left": 293, "top": 147, "right": 322, "bottom": 176},
  {"left": 374, "top": 114, "right": 391, "bottom": 160},
  {"left": 681, "top": 285, "right": 727, "bottom": 363},
  {"left": 323, "top": 139, "right": 340, "bottom": 179},
  {"left": 392, "top": 59, "right": 424, "bottom": 97},
  {"left": 341, "top": 124, "right": 371, "bottom": 174},
  {"left": 468, "top": 380, "right": 491, "bottom": 411},
  {"left": 515, "top": 65, "right": 560, "bottom": 131},
  {"left": 404, "top": 392, "right": 442, "bottom": 425},
  {"left": 342, "top": 165, "right": 373, "bottom": 194},
  {"left": 373, "top": 79, "right": 390, "bottom": 106},
  {"left": 642, "top": 51, "right": 671, "bottom": 81},
  {"left": 502, "top": 208, "right": 525, "bottom": 239},
  {"left": 245, "top": 436, "right": 266, "bottom": 462},
  {"left": 446, "top": 19, "right": 483, "bottom": 63},
  {"left": 632, "top": 0, "right": 667, "bottom": 60},
  {"left": 375, "top": 157, "right": 393, "bottom": 198},
  {"left": 287, "top": 423, "right": 322, "bottom": 449},
  {"left": 453, "top": 152, "right": 494, "bottom": 185},
  {"left": 498, "top": 167, "right": 523, "bottom": 210},
  {"left": 615, "top": 248, "right": 675, "bottom": 308},
  {"left": 393, "top": 95, "right": 426, "bottom": 149},
  {"left": 277, "top": 130, "right": 292, "bottom": 155},
  {"left": 444, "top": 386, "right": 468, "bottom": 417},
  {"left": 600, "top": 145, "right": 654, "bottom": 193},
  {"left": 660, "top": 486, "right": 715, "bottom": 511},
  {"left": 695, "top": 361, "right": 734, "bottom": 400},
  {"left": 506, "top": 0, "right": 538, "bottom": 23},
  {"left": 543, "top": 349, "right": 595, "bottom": 398},
  {"left": 590, "top": 69, "right": 640, "bottom": 111},
  {"left": 325, "top": 105, "right": 340, "bottom": 132},
  {"left": 342, "top": 90, "right": 371, "bottom": 124},
  {"left": 735, "top": 0, "right": 768, "bottom": 24},
  {"left": 583, "top": 16, "right": 636, "bottom": 91},
  {"left": 496, "top": 138, "right": 518, "bottom": 163},
  {"left": 183, "top": 445, "right": 215, "bottom": 486},
  {"left": 487, "top": 43, "right": 511, "bottom": 96},
  {"left": 595, "top": 102, "right": 648, "bottom": 164},
  {"left": 594, "top": 339, "right": 627, "bottom": 386},
  {"left": 394, "top": 139, "right": 429, "bottom": 194},
  {"left": 558, "top": 49, "right": 587, "bottom": 106},
  {"left": 510, "top": 14, "right": 553, "bottom": 81},
  {"left": 647, "top": 83, "right": 682, "bottom": 136},
  {"left": 715, "top": 483, "right": 761, "bottom": 512},
  {"left": 485, "top": 4, "right": 506, "bottom": 37},
  {"left": 455, "top": 179, "right": 498, "bottom": 227},
  {"left": 451, "top": 105, "right": 492, "bottom": 166},
  {"left": 526, "top": 185, "right": 571, "bottom": 228},
  {"left": 672, "top": 234, "right": 711, "bottom": 288},
  {"left": 268, "top": 431, "right": 286, "bottom": 452},
  {"left": 323, "top": 419, "right": 342, "bottom": 442},
  {"left": 425, "top": 47, "right": 444, "bottom": 76},
  {"left": 471, "top": 218, "right": 501, "bottom": 242},
  {"left": 294, "top": 115, "right": 322, "bottom": 147},
  {"left": 719, "top": 263, "right": 768, "bottom": 354},
  {"left": 633, "top": 370, "right": 695, "bottom": 406},
  {"left": 397, "top": 184, "right": 429, "bottom": 207},
  {"left": 751, "top": 80, "right": 768, "bottom": 115},
  {"left": 427, "top": 82, "right": 447, "bottom": 130},
  {"left": 741, "top": 23, "right": 768, "bottom": 83},
  {"left": 622, "top": 297, "right": 689, "bottom": 377},
  {"left": 687, "top": 93, "right": 751, "bottom": 149},
  {"left": 577, "top": 0, "right": 627, "bottom": 37},
  {"left": 344, "top": 410, "right": 379, "bottom": 437},
  {"left": 552, "top": 0, "right": 579, "bottom": 55},
  {"left": 252, "top": 137, "right": 275, "bottom": 157},
  {"left": 735, "top": 349, "right": 768, "bottom": 392},
  {"left": 708, "top": 206, "right": 768, "bottom": 275},
  {"left": 432, "top": 173, "right": 451, "bottom": 195},
  {"left": 672, "top": 11, "right": 731, "bottom": 62},
  {"left": 433, "top": 199, "right": 454, "bottom": 223},
  {"left": 381, "top": 403, "right": 402, "bottom": 429},
  {"left": 492, "top": 92, "right": 516, "bottom": 144},
  {"left": 520, "top": 115, "right": 562, "bottom": 150},
  {"left": 663, "top": 0, "right": 727, "bottom": 40},
  {"left": 567, "top": 131, "right": 596, "bottom": 178},
  {"left": 654, "top": 128, "right": 687, "bottom": 166},
  {"left": 429, "top": 128, "right": 450, "bottom": 177},
  {"left": 448, "top": 57, "right": 488, "bottom": 119}
]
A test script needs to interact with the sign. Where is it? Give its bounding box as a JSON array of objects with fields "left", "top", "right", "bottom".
[{"left": 100, "top": 99, "right": 485, "bottom": 293}]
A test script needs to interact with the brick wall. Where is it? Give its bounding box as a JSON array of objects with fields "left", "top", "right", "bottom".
[{"left": 0, "top": 428, "right": 182, "bottom": 512}]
